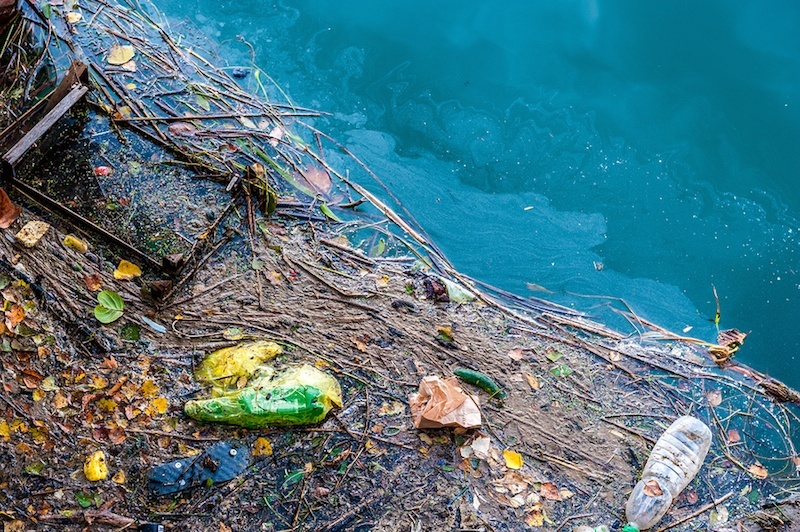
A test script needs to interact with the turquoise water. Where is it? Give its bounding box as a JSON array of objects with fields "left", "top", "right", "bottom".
[{"left": 161, "top": 1, "right": 800, "bottom": 386}]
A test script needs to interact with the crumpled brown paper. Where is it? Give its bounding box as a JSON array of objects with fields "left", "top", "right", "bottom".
[{"left": 409, "top": 376, "right": 481, "bottom": 429}]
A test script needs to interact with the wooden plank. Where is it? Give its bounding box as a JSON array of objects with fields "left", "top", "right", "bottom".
[
  {"left": 2, "top": 84, "right": 88, "bottom": 169},
  {"left": 42, "top": 60, "right": 88, "bottom": 115}
]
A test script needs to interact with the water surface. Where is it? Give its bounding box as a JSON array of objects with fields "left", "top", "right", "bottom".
[{"left": 160, "top": 0, "right": 800, "bottom": 387}]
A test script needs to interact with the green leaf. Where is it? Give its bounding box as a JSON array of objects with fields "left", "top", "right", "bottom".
[
  {"left": 369, "top": 238, "right": 386, "bottom": 258},
  {"left": 545, "top": 350, "right": 563, "bottom": 363},
  {"left": 94, "top": 290, "right": 124, "bottom": 324},
  {"left": 40, "top": 2, "right": 52, "bottom": 18},
  {"left": 549, "top": 364, "right": 573, "bottom": 378},
  {"left": 283, "top": 468, "right": 305, "bottom": 487},
  {"left": 120, "top": 323, "right": 141, "bottom": 341},
  {"left": 25, "top": 461, "right": 45, "bottom": 475},
  {"left": 319, "top": 203, "right": 342, "bottom": 222},
  {"left": 195, "top": 93, "right": 211, "bottom": 112},
  {"left": 75, "top": 492, "right": 94, "bottom": 508},
  {"left": 748, "top": 488, "right": 761, "bottom": 504}
]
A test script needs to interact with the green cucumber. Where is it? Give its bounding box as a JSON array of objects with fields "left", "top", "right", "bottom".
[{"left": 453, "top": 368, "right": 506, "bottom": 399}]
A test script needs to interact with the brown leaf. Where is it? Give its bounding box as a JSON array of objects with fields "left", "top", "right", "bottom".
[
  {"left": 168, "top": 121, "right": 198, "bottom": 136},
  {"left": 5, "top": 304, "right": 25, "bottom": 327},
  {"left": 727, "top": 429, "right": 741, "bottom": 443},
  {"left": 108, "top": 427, "right": 127, "bottom": 444},
  {"left": 84, "top": 273, "right": 103, "bottom": 291},
  {"left": 0, "top": 188, "right": 21, "bottom": 228},
  {"left": 301, "top": 166, "right": 332, "bottom": 196},
  {"left": 643, "top": 478, "right": 664, "bottom": 497},
  {"left": 748, "top": 461, "right": 768, "bottom": 479},
  {"left": 718, "top": 328, "right": 747, "bottom": 348},
  {"left": 508, "top": 348, "right": 524, "bottom": 361},
  {"left": 540, "top": 481, "right": 561, "bottom": 500},
  {"left": 685, "top": 489, "right": 699, "bottom": 505}
]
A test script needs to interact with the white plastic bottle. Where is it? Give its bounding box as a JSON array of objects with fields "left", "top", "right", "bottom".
[
  {"left": 573, "top": 526, "right": 609, "bottom": 532},
  {"left": 624, "top": 416, "right": 712, "bottom": 531}
]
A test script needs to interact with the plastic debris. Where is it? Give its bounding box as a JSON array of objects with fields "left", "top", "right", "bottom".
[
  {"left": 148, "top": 441, "right": 249, "bottom": 496},
  {"left": 185, "top": 364, "right": 342, "bottom": 428},
  {"left": 409, "top": 376, "right": 481, "bottom": 429},
  {"left": 194, "top": 340, "right": 282, "bottom": 393},
  {"left": 15, "top": 221, "right": 50, "bottom": 248},
  {"left": 84, "top": 450, "right": 108, "bottom": 481},
  {"left": 624, "top": 416, "right": 712, "bottom": 531}
]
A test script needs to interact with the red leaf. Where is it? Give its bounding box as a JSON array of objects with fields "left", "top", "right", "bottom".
[{"left": 0, "top": 188, "right": 21, "bottom": 229}]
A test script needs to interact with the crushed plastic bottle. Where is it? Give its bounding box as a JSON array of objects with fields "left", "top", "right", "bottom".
[{"left": 623, "top": 416, "right": 712, "bottom": 531}]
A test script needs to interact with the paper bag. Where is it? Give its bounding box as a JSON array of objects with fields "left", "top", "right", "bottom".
[{"left": 409, "top": 376, "right": 481, "bottom": 429}]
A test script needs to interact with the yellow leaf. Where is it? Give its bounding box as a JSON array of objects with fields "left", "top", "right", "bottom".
[
  {"left": 140, "top": 379, "right": 159, "bottom": 398},
  {"left": 151, "top": 397, "right": 168, "bottom": 415},
  {"left": 375, "top": 275, "right": 390, "bottom": 288},
  {"left": 503, "top": 449, "right": 523, "bottom": 470},
  {"left": 114, "top": 260, "right": 142, "bottom": 280},
  {"left": 63, "top": 235, "right": 88, "bottom": 254},
  {"left": 107, "top": 44, "right": 135, "bottom": 66},
  {"left": 525, "top": 373, "right": 539, "bottom": 390},
  {"left": 92, "top": 375, "right": 109, "bottom": 390},
  {"left": 125, "top": 83, "right": 137, "bottom": 90},
  {"left": 525, "top": 505, "right": 544, "bottom": 527},
  {"left": 253, "top": 437, "right": 273, "bottom": 457},
  {"left": 66, "top": 11, "right": 82, "bottom": 23},
  {"left": 97, "top": 398, "right": 117, "bottom": 412},
  {"left": 112, "top": 470, "right": 126, "bottom": 484},
  {"left": 0, "top": 420, "right": 9, "bottom": 441},
  {"left": 84, "top": 450, "right": 108, "bottom": 481},
  {"left": 32, "top": 389, "right": 45, "bottom": 402}
]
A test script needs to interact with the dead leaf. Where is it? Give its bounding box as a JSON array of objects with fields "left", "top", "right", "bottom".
[
  {"left": 301, "top": 166, "right": 332, "bottom": 196},
  {"left": 685, "top": 489, "right": 699, "bottom": 504},
  {"left": 525, "top": 505, "right": 544, "bottom": 527},
  {"left": 112, "top": 470, "right": 126, "bottom": 484},
  {"left": 540, "top": 482, "right": 561, "bottom": 500},
  {"left": 109, "top": 427, "right": 127, "bottom": 444},
  {"left": 268, "top": 125, "right": 284, "bottom": 147},
  {"left": 524, "top": 373, "right": 540, "bottom": 390},
  {"left": 508, "top": 348, "right": 524, "bottom": 361},
  {"left": 114, "top": 260, "right": 142, "bottom": 280},
  {"left": 66, "top": 11, "right": 82, "bottom": 23},
  {"left": 643, "top": 478, "right": 664, "bottom": 497},
  {"left": 107, "top": 44, "right": 135, "bottom": 65},
  {"left": 253, "top": 437, "right": 273, "bottom": 457},
  {"left": 94, "top": 166, "right": 113, "bottom": 176},
  {"left": 168, "top": 121, "right": 198, "bottom": 136},
  {"left": 151, "top": 397, "right": 168, "bottom": 415},
  {"left": 748, "top": 461, "right": 768, "bottom": 479},
  {"left": 719, "top": 328, "right": 747, "bottom": 348},
  {"left": 5, "top": 304, "right": 25, "bottom": 327},
  {"left": 84, "top": 274, "right": 103, "bottom": 291},
  {"left": 375, "top": 275, "right": 390, "bottom": 289},
  {"left": 727, "top": 429, "right": 741, "bottom": 443},
  {"left": 503, "top": 449, "right": 523, "bottom": 470},
  {"left": 352, "top": 335, "right": 369, "bottom": 352},
  {"left": 707, "top": 389, "right": 722, "bottom": 407},
  {"left": 140, "top": 380, "right": 159, "bottom": 398},
  {"left": 120, "top": 60, "right": 137, "bottom": 72},
  {"left": 265, "top": 270, "right": 282, "bottom": 285},
  {"left": 0, "top": 188, "right": 21, "bottom": 228}
]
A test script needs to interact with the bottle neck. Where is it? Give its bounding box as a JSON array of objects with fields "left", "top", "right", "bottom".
[{"left": 622, "top": 524, "right": 640, "bottom": 532}]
